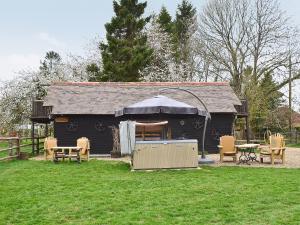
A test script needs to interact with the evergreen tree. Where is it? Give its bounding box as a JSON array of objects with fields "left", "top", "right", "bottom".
[
  {"left": 37, "top": 51, "right": 62, "bottom": 98},
  {"left": 243, "top": 67, "right": 283, "bottom": 133},
  {"left": 39, "top": 51, "right": 61, "bottom": 75},
  {"left": 100, "top": 0, "right": 152, "bottom": 82},
  {"left": 173, "top": 0, "right": 197, "bottom": 80},
  {"left": 157, "top": 6, "right": 173, "bottom": 34},
  {"left": 174, "top": 0, "right": 196, "bottom": 53},
  {"left": 86, "top": 63, "right": 102, "bottom": 81},
  {"left": 260, "top": 71, "right": 283, "bottom": 111}
]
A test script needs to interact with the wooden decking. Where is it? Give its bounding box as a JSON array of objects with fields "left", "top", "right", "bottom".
[
  {"left": 235, "top": 99, "right": 248, "bottom": 117},
  {"left": 31, "top": 100, "right": 52, "bottom": 123}
]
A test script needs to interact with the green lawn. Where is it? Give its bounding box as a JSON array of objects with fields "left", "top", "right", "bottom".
[
  {"left": 0, "top": 160, "right": 299, "bottom": 225},
  {"left": 287, "top": 143, "right": 300, "bottom": 148}
]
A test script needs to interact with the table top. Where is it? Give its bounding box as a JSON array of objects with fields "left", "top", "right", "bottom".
[
  {"left": 236, "top": 144, "right": 260, "bottom": 149},
  {"left": 52, "top": 147, "right": 81, "bottom": 150}
]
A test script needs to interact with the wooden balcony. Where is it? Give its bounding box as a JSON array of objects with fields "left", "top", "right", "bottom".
[
  {"left": 31, "top": 100, "right": 52, "bottom": 123},
  {"left": 235, "top": 99, "right": 248, "bottom": 117}
]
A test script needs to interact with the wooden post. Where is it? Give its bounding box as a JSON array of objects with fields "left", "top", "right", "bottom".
[
  {"left": 31, "top": 121, "right": 35, "bottom": 155},
  {"left": 37, "top": 136, "right": 40, "bottom": 154},
  {"left": 8, "top": 140, "right": 13, "bottom": 156},
  {"left": 245, "top": 100, "right": 250, "bottom": 144},
  {"left": 246, "top": 117, "right": 250, "bottom": 144},
  {"left": 288, "top": 55, "right": 292, "bottom": 133},
  {"left": 16, "top": 137, "right": 20, "bottom": 157},
  {"left": 45, "top": 123, "right": 49, "bottom": 137}
]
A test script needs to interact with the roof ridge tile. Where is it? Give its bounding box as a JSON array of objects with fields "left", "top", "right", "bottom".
[{"left": 52, "top": 81, "right": 229, "bottom": 87}]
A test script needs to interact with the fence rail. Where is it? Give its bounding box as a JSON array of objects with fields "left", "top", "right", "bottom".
[
  {"left": 0, "top": 136, "right": 45, "bottom": 161},
  {"left": 282, "top": 131, "right": 300, "bottom": 145},
  {"left": 253, "top": 131, "right": 300, "bottom": 145}
]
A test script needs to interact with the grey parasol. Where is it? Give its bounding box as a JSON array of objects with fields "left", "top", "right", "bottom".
[{"left": 115, "top": 95, "right": 207, "bottom": 117}]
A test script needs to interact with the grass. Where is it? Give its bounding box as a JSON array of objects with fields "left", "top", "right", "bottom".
[
  {"left": 0, "top": 160, "right": 299, "bottom": 225},
  {"left": 287, "top": 143, "right": 300, "bottom": 148}
]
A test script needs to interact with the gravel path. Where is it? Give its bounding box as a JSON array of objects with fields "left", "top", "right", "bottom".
[{"left": 32, "top": 148, "right": 300, "bottom": 168}]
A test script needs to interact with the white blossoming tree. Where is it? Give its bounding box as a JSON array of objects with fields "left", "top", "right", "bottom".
[
  {"left": 0, "top": 51, "right": 90, "bottom": 132},
  {"left": 142, "top": 16, "right": 200, "bottom": 82},
  {"left": 142, "top": 16, "right": 181, "bottom": 82}
]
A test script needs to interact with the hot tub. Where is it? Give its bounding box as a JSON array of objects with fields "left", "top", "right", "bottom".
[{"left": 132, "top": 139, "right": 198, "bottom": 170}]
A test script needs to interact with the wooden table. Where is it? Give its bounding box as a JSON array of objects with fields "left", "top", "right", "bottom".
[
  {"left": 236, "top": 144, "right": 260, "bottom": 165},
  {"left": 51, "top": 147, "right": 82, "bottom": 163}
]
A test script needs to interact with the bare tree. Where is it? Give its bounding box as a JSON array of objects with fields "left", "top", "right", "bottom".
[
  {"left": 197, "top": 0, "right": 300, "bottom": 96},
  {"left": 198, "top": 0, "right": 251, "bottom": 94}
]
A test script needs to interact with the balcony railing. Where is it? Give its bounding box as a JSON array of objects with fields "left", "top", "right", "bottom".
[
  {"left": 31, "top": 100, "right": 52, "bottom": 120},
  {"left": 235, "top": 99, "right": 248, "bottom": 117}
]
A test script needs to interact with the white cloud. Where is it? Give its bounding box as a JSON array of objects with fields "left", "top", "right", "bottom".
[
  {"left": 37, "top": 32, "right": 66, "bottom": 48},
  {"left": 0, "top": 53, "right": 42, "bottom": 81},
  {"left": 0, "top": 33, "right": 67, "bottom": 82}
]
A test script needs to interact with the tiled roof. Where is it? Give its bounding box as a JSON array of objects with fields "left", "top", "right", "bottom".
[{"left": 44, "top": 82, "right": 241, "bottom": 115}]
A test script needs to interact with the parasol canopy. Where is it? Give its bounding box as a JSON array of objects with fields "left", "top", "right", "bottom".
[{"left": 115, "top": 95, "right": 207, "bottom": 117}]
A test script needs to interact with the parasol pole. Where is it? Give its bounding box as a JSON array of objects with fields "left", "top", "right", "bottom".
[{"left": 160, "top": 87, "right": 214, "bottom": 164}]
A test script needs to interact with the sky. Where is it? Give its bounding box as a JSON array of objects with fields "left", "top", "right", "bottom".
[{"left": 0, "top": 0, "right": 300, "bottom": 85}]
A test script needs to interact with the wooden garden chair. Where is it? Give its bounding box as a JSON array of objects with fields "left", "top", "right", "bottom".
[
  {"left": 44, "top": 137, "right": 57, "bottom": 160},
  {"left": 77, "top": 137, "right": 90, "bottom": 161},
  {"left": 218, "top": 135, "right": 237, "bottom": 162},
  {"left": 259, "top": 133, "right": 286, "bottom": 165}
]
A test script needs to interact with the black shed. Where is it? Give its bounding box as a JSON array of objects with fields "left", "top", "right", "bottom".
[{"left": 42, "top": 82, "right": 242, "bottom": 154}]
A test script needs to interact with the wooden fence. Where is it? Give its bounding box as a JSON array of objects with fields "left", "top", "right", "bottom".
[
  {"left": 254, "top": 131, "right": 300, "bottom": 145},
  {"left": 282, "top": 131, "right": 300, "bottom": 145},
  {"left": 0, "top": 136, "right": 45, "bottom": 161}
]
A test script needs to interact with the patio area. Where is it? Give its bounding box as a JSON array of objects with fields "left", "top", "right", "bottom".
[
  {"left": 95, "top": 147, "right": 300, "bottom": 168},
  {"left": 209, "top": 147, "right": 300, "bottom": 168},
  {"left": 32, "top": 147, "right": 300, "bottom": 168}
]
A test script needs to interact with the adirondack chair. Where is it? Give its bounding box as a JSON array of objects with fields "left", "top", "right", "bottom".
[
  {"left": 218, "top": 135, "right": 237, "bottom": 162},
  {"left": 77, "top": 137, "right": 90, "bottom": 161},
  {"left": 259, "top": 133, "right": 286, "bottom": 165},
  {"left": 44, "top": 137, "right": 57, "bottom": 160}
]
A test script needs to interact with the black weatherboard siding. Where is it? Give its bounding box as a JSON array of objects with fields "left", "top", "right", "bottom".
[
  {"left": 123, "top": 113, "right": 235, "bottom": 154},
  {"left": 54, "top": 115, "right": 118, "bottom": 154},
  {"left": 206, "top": 114, "right": 235, "bottom": 153},
  {"left": 54, "top": 113, "right": 235, "bottom": 154}
]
